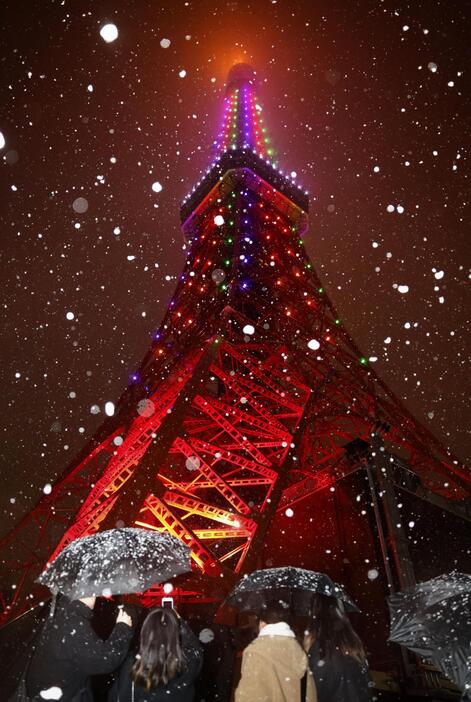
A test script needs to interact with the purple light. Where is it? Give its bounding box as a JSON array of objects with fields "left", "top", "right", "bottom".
[{"left": 130, "top": 373, "right": 139, "bottom": 383}]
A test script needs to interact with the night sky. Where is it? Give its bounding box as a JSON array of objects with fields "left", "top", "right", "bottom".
[{"left": 1, "top": 0, "right": 470, "bottom": 537}]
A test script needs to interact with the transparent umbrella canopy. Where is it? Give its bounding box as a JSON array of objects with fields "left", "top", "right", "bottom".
[
  {"left": 388, "top": 572, "right": 471, "bottom": 693},
  {"left": 37, "top": 527, "right": 191, "bottom": 599},
  {"left": 226, "top": 566, "right": 359, "bottom": 614}
]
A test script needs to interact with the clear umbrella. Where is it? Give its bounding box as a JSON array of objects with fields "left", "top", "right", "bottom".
[
  {"left": 226, "top": 566, "right": 359, "bottom": 614},
  {"left": 388, "top": 572, "right": 471, "bottom": 694},
  {"left": 37, "top": 527, "right": 191, "bottom": 599}
]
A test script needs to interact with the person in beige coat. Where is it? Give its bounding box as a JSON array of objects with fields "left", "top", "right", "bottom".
[{"left": 235, "top": 601, "right": 317, "bottom": 702}]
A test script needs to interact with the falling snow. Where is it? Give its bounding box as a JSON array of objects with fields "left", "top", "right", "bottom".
[
  {"left": 72, "top": 197, "right": 88, "bottom": 213},
  {"left": 39, "top": 688, "right": 63, "bottom": 701},
  {"left": 0, "top": 5, "right": 469, "bottom": 673},
  {"left": 99, "top": 23, "right": 118, "bottom": 43},
  {"left": 185, "top": 455, "right": 200, "bottom": 471},
  {"left": 199, "top": 627, "right": 215, "bottom": 643}
]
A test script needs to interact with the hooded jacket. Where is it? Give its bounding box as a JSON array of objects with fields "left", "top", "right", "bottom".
[
  {"left": 26, "top": 597, "right": 132, "bottom": 702},
  {"left": 235, "top": 622, "right": 317, "bottom": 702}
]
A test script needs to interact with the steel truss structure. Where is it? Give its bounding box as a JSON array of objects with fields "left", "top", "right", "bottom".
[{"left": 1, "top": 64, "right": 469, "bottom": 628}]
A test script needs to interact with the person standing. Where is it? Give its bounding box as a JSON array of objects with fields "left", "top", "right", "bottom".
[
  {"left": 304, "top": 595, "right": 371, "bottom": 702},
  {"left": 108, "top": 606, "right": 203, "bottom": 702},
  {"left": 26, "top": 594, "right": 133, "bottom": 701},
  {"left": 235, "top": 601, "right": 317, "bottom": 702},
  {"left": 195, "top": 623, "right": 236, "bottom": 702}
]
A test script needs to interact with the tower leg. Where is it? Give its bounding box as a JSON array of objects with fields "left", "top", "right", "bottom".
[{"left": 371, "top": 433, "right": 416, "bottom": 590}]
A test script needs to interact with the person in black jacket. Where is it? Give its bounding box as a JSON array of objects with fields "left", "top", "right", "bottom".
[
  {"left": 195, "top": 624, "right": 236, "bottom": 702},
  {"left": 108, "top": 607, "right": 203, "bottom": 702},
  {"left": 26, "top": 595, "right": 133, "bottom": 702},
  {"left": 304, "top": 595, "right": 371, "bottom": 702}
]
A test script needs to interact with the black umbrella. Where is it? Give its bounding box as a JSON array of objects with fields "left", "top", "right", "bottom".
[
  {"left": 37, "top": 527, "right": 191, "bottom": 599},
  {"left": 388, "top": 572, "right": 471, "bottom": 693},
  {"left": 225, "top": 566, "right": 359, "bottom": 614}
]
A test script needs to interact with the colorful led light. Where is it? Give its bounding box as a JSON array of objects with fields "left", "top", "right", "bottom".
[{"left": 216, "top": 76, "right": 274, "bottom": 159}]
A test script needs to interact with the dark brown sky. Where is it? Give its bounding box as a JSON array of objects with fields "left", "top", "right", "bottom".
[{"left": 1, "top": 0, "right": 470, "bottom": 535}]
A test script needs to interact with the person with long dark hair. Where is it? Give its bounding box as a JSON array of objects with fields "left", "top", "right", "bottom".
[
  {"left": 108, "top": 606, "right": 203, "bottom": 702},
  {"left": 303, "top": 595, "right": 371, "bottom": 702}
]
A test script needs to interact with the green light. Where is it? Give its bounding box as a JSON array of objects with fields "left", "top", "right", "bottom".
[
  {"left": 359, "top": 357, "right": 368, "bottom": 365},
  {"left": 221, "top": 284, "right": 227, "bottom": 291},
  {"left": 267, "top": 148, "right": 274, "bottom": 156},
  {"left": 318, "top": 287, "right": 324, "bottom": 293},
  {"left": 335, "top": 319, "right": 341, "bottom": 325},
  {"left": 231, "top": 192, "right": 236, "bottom": 198},
  {"left": 229, "top": 220, "right": 234, "bottom": 226},
  {"left": 224, "top": 259, "right": 230, "bottom": 266},
  {"left": 227, "top": 237, "right": 233, "bottom": 243},
  {"left": 298, "top": 239, "right": 303, "bottom": 245},
  {"left": 306, "top": 263, "right": 312, "bottom": 269}
]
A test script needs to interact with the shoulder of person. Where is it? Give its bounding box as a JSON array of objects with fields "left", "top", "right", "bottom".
[{"left": 244, "top": 636, "right": 270, "bottom": 654}]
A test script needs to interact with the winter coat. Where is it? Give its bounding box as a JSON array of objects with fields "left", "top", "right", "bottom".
[
  {"left": 307, "top": 642, "right": 371, "bottom": 702},
  {"left": 26, "top": 597, "right": 133, "bottom": 702},
  {"left": 195, "top": 624, "right": 236, "bottom": 702},
  {"left": 235, "top": 622, "right": 317, "bottom": 702},
  {"left": 108, "top": 620, "right": 203, "bottom": 702}
]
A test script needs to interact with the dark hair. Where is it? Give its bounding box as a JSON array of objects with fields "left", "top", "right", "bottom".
[
  {"left": 132, "top": 608, "right": 185, "bottom": 690},
  {"left": 260, "top": 599, "right": 291, "bottom": 625},
  {"left": 307, "top": 595, "right": 366, "bottom": 664}
]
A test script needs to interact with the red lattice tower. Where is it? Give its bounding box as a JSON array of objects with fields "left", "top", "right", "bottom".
[{"left": 1, "top": 64, "right": 469, "bottom": 625}]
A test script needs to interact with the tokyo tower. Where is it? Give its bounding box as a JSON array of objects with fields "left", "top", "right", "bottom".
[{"left": 1, "top": 64, "right": 469, "bottom": 652}]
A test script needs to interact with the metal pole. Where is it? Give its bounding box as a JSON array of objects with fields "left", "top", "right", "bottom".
[
  {"left": 365, "top": 463, "right": 395, "bottom": 592},
  {"left": 371, "top": 434, "right": 416, "bottom": 590}
]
